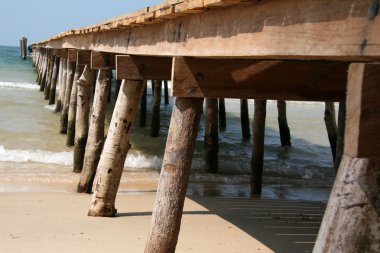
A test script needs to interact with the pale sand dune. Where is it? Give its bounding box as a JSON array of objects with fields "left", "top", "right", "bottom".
[{"left": 0, "top": 192, "right": 274, "bottom": 253}]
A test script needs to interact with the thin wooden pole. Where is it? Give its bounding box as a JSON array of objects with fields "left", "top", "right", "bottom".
[
  {"left": 74, "top": 66, "right": 96, "bottom": 173},
  {"left": 77, "top": 70, "right": 110, "bottom": 193},
  {"left": 145, "top": 97, "right": 203, "bottom": 253},
  {"left": 251, "top": 100, "right": 267, "bottom": 195},
  {"left": 60, "top": 59, "right": 75, "bottom": 134},
  {"left": 205, "top": 98, "right": 219, "bottom": 173},
  {"left": 39, "top": 54, "right": 48, "bottom": 92},
  {"left": 240, "top": 99, "right": 251, "bottom": 140},
  {"left": 48, "top": 56, "right": 60, "bottom": 105},
  {"left": 150, "top": 80, "right": 162, "bottom": 137},
  {"left": 55, "top": 58, "right": 66, "bottom": 112},
  {"left": 324, "top": 102, "right": 338, "bottom": 162},
  {"left": 334, "top": 102, "right": 345, "bottom": 173},
  {"left": 277, "top": 100, "right": 291, "bottom": 146},
  {"left": 139, "top": 81, "right": 147, "bottom": 127},
  {"left": 88, "top": 79, "right": 145, "bottom": 215},
  {"left": 164, "top": 80, "right": 169, "bottom": 105},
  {"left": 219, "top": 98, "right": 226, "bottom": 131},
  {"left": 44, "top": 55, "right": 54, "bottom": 100},
  {"left": 66, "top": 64, "right": 84, "bottom": 147}
]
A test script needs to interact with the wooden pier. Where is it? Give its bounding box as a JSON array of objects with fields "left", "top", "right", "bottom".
[{"left": 29, "top": 0, "right": 380, "bottom": 252}]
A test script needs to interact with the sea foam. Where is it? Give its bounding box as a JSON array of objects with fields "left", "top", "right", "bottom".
[{"left": 0, "top": 81, "right": 39, "bottom": 90}]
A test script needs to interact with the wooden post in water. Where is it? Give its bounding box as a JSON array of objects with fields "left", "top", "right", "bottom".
[
  {"left": 74, "top": 66, "right": 96, "bottom": 174},
  {"left": 139, "top": 81, "right": 147, "bottom": 127},
  {"left": 20, "top": 37, "right": 27, "bottom": 60},
  {"left": 334, "top": 102, "right": 346, "bottom": 172},
  {"left": 44, "top": 54, "right": 54, "bottom": 100},
  {"left": 324, "top": 102, "right": 338, "bottom": 162},
  {"left": 67, "top": 58, "right": 83, "bottom": 146},
  {"left": 77, "top": 69, "right": 110, "bottom": 193},
  {"left": 205, "top": 98, "right": 219, "bottom": 173},
  {"left": 48, "top": 56, "right": 60, "bottom": 105},
  {"left": 251, "top": 100, "right": 267, "bottom": 195},
  {"left": 88, "top": 79, "right": 145, "bottom": 215},
  {"left": 150, "top": 80, "right": 162, "bottom": 137},
  {"left": 39, "top": 52, "right": 48, "bottom": 92},
  {"left": 60, "top": 58, "right": 75, "bottom": 134},
  {"left": 219, "top": 98, "right": 226, "bottom": 130},
  {"left": 277, "top": 100, "right": 291, "bottom": 146},
  {"left": 145, "top": 97, "right": 203, "bottom": 252},
  {"left": 55, "top": 53, "right": 67, "bottom": 112},
  {"left": 164, "top": 80, "right": 169, "bottom": 105},
  {"left": 314, "top": 63, "right": 380, "bottom": 253},
  {"left": 240, "top": 99, "right": 251, "bottom": 140}
]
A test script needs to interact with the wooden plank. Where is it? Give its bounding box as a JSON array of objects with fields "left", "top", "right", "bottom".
[
  {"left": 91, "top": 51, "right": 116, "bottom": 69},
  {"left": 172, "top": 57, "right": 348, "bottom": 101},
  {"left": 116, "top": 55, "right": 172, "bottom": 80},
  {"left": 77, "top": 50, "right": 91, "bottom": 65},
  {"left": 37, "top": 0, "right": 380, "bottom": 61},
  {"left": 59, "top": 49, "right": 68, "bottom": 59},
  {"left": 344, "top": 63, "right": 380, "bottom": 158},
  {"left": 204, "top": 0, "right": 250, "bottom": 7},
  {"left": 68, "top": 49, "right": 78, "bottom": 62}
]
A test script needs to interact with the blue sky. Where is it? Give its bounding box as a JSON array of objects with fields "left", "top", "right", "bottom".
[{"left": 0, "top": 0, "right": 161, "bottom": 46}]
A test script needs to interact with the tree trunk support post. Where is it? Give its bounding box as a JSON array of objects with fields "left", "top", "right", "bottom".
[
  {"left": 277, "top": 100, "right": 291, "bottom": 146},
  {"left": 251, "top": 100, "right": 267, "bottom": 195},
  {"left": 205, "top": 98, "right": 219, "bottom": 173},
  {"left": 240, "top": 99, "right": 251, "bottom": 140},
  {"left": 150, "top": 80, "right": 162, "bottom": 137},
  {"left": 60, "top": 57, "right": 75, "bottom": 134},
  {"left": 314, "top": 63, "right": 380, "bottom": 252},
  {"left": 324, "top": 102, "right": 338, "bottom": 162},
  {"left": 218, "top": 98, "right": 226, "bottom": 130},
  {"left": 139, "top": 81, "right": 147, "bottom": 127},
  {"left": 48, "top": 56, "right": 60, "bottom": 105}
]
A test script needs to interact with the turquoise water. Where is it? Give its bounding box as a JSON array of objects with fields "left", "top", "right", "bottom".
[{"left": 0, "top": 45, "right": 334, "bottom": 201}]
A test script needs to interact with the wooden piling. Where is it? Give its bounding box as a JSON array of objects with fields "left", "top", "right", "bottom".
[
  {"left": 74, "top": 66, "right": 96, "bottom": 173},
  {"left": 77, "top": 70, "right": 110, "bottom": 193},
  {"left": 277, "top": 100, "right": 291, "bottom": 146},
  {"left": 150, "top": 80, "right": 162, "bottom": 137},
  {"left": 88, "top": 79, "right": 145, "bottom": 215},
  {"left": 164, "top": 80, "right": 169, "bottom": 105},
  {"left": 240, "top": 99, "right": 251, "bottom": 140},
  {"left": 48, "top": 56, "right": 60, "bottom": 105},
  {"left": 44, "top": 55, "right": 54, "bottom": 100},
  {"left": 219, "top": 98, "right": 226, "bottom": 131},
  {"left": 334, "top": 102, "right": 345, "bottom": 172},
  {"left": 39, "top": 54, "right": 48, "bottom": 92},
  {"left": 67, "top": 64, "right": 84, "bottom": 147},
  {"left": 251, "top": 100, "right": 267, "bottom": 195},
  {"left": 205, "top": 98, "right": 219, "bottom": 173},
  {"left": 145, "top": 97, "right": 203, "bottom": 253},
  {"left": 55, "top": 58, "right": 67, "bottom": 112},
  {"left": 60, "top": 59, "right": 75, "bottom": 134},
  {"left": 139, "top": 81, "right": 147, "bottom": 127},
  {"left": 20, "top": 37, "right": 27, "bottom": 60},
  {"left": 324, "top": 102, "right": 338, "bottom": 162}
]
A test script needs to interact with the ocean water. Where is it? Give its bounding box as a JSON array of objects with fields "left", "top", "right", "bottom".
[{"left": 0, "top": 45, "right": 334, "bottom": 201}]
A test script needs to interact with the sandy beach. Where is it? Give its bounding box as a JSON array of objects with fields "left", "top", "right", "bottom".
[{"left": 0, "top": 190, "right": 325, "bottom": 253}]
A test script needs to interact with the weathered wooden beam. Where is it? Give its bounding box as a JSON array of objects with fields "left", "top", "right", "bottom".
[
  {"left": 91, "top": 51, "right": 116, "bottom": 69},
  {"left": 38, "top": 0, "right": 380, "bottom": 61},
  {"left": 116, "top": 55, "right": 172, "bottom": 80},
  {"left": 68, "top": 49, "right": 78, "bottom": 63},
  {"left": 172, "top": 57, "right": 348, "bottom": 101},
  {"left": 59, "top": 49, "right": 68, "bottom": 59},
  {"left": 344, "top": 63, "right": 380, "bottom": 158},
  {"left": 77, "top": 50, "right": 91, "bottom": 65}
]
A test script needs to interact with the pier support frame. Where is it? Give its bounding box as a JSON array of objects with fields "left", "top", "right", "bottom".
[
  {"left": 55, "top": 51, "right": 68, "bottom": 112},
  {"left": 60, "top": 57, "right": 75, "bottom": 134},
  {"left": 277, "top": 100, "right": 291, "bottom": 146},
  {"left": 150, "top": 80, "right": 162, "bottom": 137},
  {"left": 145, "top": 97, "right": 203, "bottom": 252},
  {"left": 48, "top": 56, "right": 60, "bottom": 105},
  {"left": 240, "top": 99, "right": 250, "bottom": 140},
  {"left": 314, "top": 63, "right": 380, "bottom": 253},
  {"left": 205, "top": 98, "right": 219, "bottom": 173}
]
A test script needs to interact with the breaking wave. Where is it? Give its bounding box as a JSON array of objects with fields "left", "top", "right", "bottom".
[{"left": 0, "top": 81, "right": 39, "bottom": 90}]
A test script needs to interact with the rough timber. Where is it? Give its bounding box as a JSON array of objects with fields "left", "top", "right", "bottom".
[{"left": 30, "top": 0, "right": 380, "bottom": 253}]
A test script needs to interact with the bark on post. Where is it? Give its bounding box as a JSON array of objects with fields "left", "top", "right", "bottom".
[
  {"left": 205, "top": 98, "right": 219, "bottom": 173},
  {"left": 66, "top": 64, "right": 84, "bottom": 147},
  {"left": 324, "top": 102, "right": 338, "bottom": 162},
  {"left": 219, "top": 98, "right": 226, "bottom": 131},
  {"left": 88, "top": 79, "right": 145, "bottom": 215},
  {"left": 334, "top": 102, "right": 346, "bottom": 172},
  {"left": 150, "top": 80, "right": 162, "bottom": 137},
  {"left": 48, "top": 57, "right": 60, "bottom": 105},
  {"left": 145, "top": 97, "right": 203, "bottom": 253},
  {"left": 77, "top": 70, "right": 110, "bottom": 193},
  {"left": 240, "top": 99, "right": 251, "bottom": 140},
  {"left": 251, "top": 100, "right": 267, "bottom": 195},
  {"left": 74, "top": 66, "right": 96, "bottom": 173},
  {"left": 39, "top": 54, "right": 48, "bottom": 92},
  {"left": 164, "top": 80, "right": 169, "bottom": 105},
  {"left": 60, "top": 59, "right": 75, "bottom": 134},
  {"left": 277, "top": 100, "right": 291, "bottom": 146},
  {"left": 55, "top": 58, "right": 66, "bottom": 112},
  {"left": 139, "top": 81, "right": 147, "bottom": 127}
]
